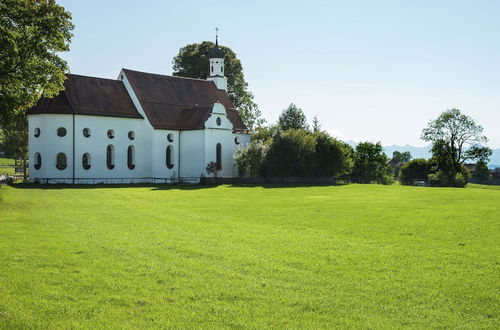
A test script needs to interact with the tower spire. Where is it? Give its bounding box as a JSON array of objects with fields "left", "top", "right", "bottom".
[{"left": 215, "top": 27, "right": 219, "bottom": 46}]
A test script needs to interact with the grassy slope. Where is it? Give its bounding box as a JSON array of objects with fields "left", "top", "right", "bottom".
[{"left": 0, "top": 184, "right": 498, "bottom": 328}]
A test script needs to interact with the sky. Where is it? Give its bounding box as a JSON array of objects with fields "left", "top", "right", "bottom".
[{"left": 58, "top": 0, "right": 500, "bottom": 148}]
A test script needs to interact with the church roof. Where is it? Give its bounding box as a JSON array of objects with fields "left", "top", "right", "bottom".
[
  {"left": 122, "top": 69, "right": 247, "bottom": 131},
  {"left": 27, "top": 70, "right": 248, "bottom": 132},
  {"left": 26, "top": 74, "right": 143, "bottom": 119}
]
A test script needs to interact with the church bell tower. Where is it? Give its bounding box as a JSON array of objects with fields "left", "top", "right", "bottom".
[{"left": 207, "top": 28, "right": 228, "bottom": 91}]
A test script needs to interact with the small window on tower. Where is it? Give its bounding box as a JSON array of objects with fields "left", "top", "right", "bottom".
[
  {"left": 221, "top": 66, "right": 223, "bottom": 73},
  {"left": 211, "top": 66, "right": 214, "bottom": 73}
]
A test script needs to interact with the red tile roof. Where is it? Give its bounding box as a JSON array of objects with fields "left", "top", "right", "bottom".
[
  {"left": 122, "top": 69, "right": 247, "bottom": 131},
  {"left": 27, "top": 74, "right": 143, "bottom": 119}
]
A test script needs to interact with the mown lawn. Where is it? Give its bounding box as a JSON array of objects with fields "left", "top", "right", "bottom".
[
  {"left": 0, "top": 157, "right": 15, "bottom": 166},
  {"left": 0, "top": 183, "right": 498, "bottom": 328}
]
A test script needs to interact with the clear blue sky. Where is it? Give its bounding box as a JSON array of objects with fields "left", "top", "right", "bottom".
[{"left": 59, "top": 0, "right": 500, "bottom": 148}]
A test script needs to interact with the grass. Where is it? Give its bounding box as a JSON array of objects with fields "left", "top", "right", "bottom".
[
  {"left": 0, "top": 183, "right": 498, "bottom": 328},
  {"left": 0, "top": 157, "right": 15, "bottom": 166}
]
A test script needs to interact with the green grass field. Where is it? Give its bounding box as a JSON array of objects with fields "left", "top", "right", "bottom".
[
  {"left": 0, "top": 157, "right": 16, "bottom": 176},
  {"left": 0, "top": 157, "right": 15, "bottom": 166},
  {"left": 0, "top": 183, "right": 498, "bottom": 328}
]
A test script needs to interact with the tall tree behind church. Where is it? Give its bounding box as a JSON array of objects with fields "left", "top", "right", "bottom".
[{"left": 172, "top": 41, "right": 264, "bottom": 129}]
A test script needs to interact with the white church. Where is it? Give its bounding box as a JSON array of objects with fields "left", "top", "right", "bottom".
[{"left": 27, "top": 38, "right": 250, "bottom": 183}]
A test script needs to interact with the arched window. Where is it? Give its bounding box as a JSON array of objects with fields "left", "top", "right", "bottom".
[
  {"left": 82, "top": 153, "right": 91, "bottom": 170},
  {"left": 216, "top": 117, "right": 222, "bottom": 126},
  {"left": 128, "top": 131, "right": 135, "bottom": 140},
  {"left": 34, "top": 152, "right": 41, "bottom": 169},
  {"left": 166, "top": 145, "right": 174, "bottom": 169},
  {"left": 57, "top": 127, "right": 67, "bottom": 137},
  {"left": 211, "top": 66, "right": 214, "bottom": 73},
  {"left": 107, "top": 129, "right": 114, "bottom": 139},
  {"left": 127, "top": 145, "right": 135, "bottom": 169},
  {"left": 83, "top": 128, "right": 91, "bottom": 137},
  {"left": 106, "top": 145, "right": 115, "bottom": 169},
  {"left": 56, "top": 153, "right": 67, "bottom": 170},
  {"left": 34, "top": 128, "right": 41, "bottom": 137},
  {"left": 221, "top": 66, "right": 224, "bottom": 73},
  {"left": 216, "top": 143, "right": 221, "bottom": 169}
]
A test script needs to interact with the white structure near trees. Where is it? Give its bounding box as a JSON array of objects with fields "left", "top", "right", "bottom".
[{"left": 27, "top": 40, "right": 250, "bottom": 183}]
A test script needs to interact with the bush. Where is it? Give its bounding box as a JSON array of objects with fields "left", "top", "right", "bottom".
[{"left": 399, "top": 158, "right": 430, "bottom": 185}]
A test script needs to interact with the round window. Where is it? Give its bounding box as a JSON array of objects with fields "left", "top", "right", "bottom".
[
  {"left": 107, "top": 129, "right": 115, "bottom": 139},
  {"left": 83, "top": 128, "right": 91, "bottom": 137},
  {"left": 34, "top": 127, "right": 41, "bottom": 137},
  {"left": 167, "top": 133, "right": 174, "bottom": 142},
  {"left": 57, "top": 127, "right": 67, "bottom": 137},
  {"left": 234, "top": 136, "right": 240, "bottom": 145},
  {"left": 128, "top": 131, "right": 135, "bottom": 140},
  {"left": 216, "top": 117, "right": 222, "bottom": 126}
]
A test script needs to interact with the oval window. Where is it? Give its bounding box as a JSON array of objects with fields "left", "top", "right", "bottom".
[
  {"left": 107, "top": 129, "right": 115, "bottom": 139},
  {"left": 216, "top": 117, "right": 222, "bottom": 126},
  {"left": 167, "top": 133, "right": 174, "bottom": 142},
  {"left": 128, "top": 131, "right": 135, "bottom": 140},
  {"left": 234, "top": 136, "right": 240, "bottom": 145},
  {"left": 82, "top": 153, "right": 91, "bottom": 170},
  {"left": 57, "top": 127, "right": 67, "bottom": 137},
  {"left": 56, "top": 152, "right": 67, "bottom": 170},
  {"left": 34, "top": 152, "right": 42, "bottom": 169},
  {"left": 34, "top": 128, "right": 41, "bottom": 137},
  {"left": 83, "top": 128, "right": 91, "bottom": 137}
]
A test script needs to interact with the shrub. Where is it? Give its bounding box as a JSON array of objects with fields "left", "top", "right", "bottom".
[{"left": 399, "top": 158, "right": 430, "bottom": 185}]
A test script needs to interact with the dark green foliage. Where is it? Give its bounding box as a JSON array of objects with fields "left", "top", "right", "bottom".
[
  {"left": 172, "top": 41, "right": 263, "bottom": 129},
  {"left": 352, "top": 142, "right": 394, "bottom": 184},
  {"left": 0, "top": 0, "right": 74, "bottom": 119},
  {"left": 235, "top": 128, "right": 352, "bottom": 178},
  {"left": 311, "top": 115, "right": 321, "bottom": 133},
  {"left": 205, "top": 161, "right": 221, "bottom": 178},
  {"left": 399, "top": 158, "right": 430, "bottom": 185},
  {"left": 392, "top": 151, "right": 412, "bottom": 163},
  {"left": 471, "top": 160, "right": 491, "bottom": 184},
  {"left": 234, "top": 140, "right": 268, "bottom": 177},
  {"left": 421, "top": 109, "right": 491, "bottom": 186},
  {"left": 278, "top": 103, "right": 308, "bottom": 131},
  {"left": 428, "top": 141, "right": 471, "bottom": 187},
  {"left": 312, "top": 132, "right": 353, "bottom": 177},
  {"left": 264, "top": 130, "right": 316, "bottom": 177}
]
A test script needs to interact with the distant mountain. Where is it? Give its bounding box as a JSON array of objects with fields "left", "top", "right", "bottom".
[
  {"left": 345, "top": 140, "right": 432, "bottom": 159},
  {"left": 383, "top": 144, "right": 432, "bottom": 160}
]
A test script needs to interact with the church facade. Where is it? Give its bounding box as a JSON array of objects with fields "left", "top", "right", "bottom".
[{"left": 27, "top": 41, "right": 250, "bottom": 183}]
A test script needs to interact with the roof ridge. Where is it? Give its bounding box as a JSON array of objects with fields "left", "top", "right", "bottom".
[
  {"left": 66, "top": 73, "right": 121, "bottom": 83},
  {"left": 122, "top": 68, "right": 212, "bottom": 82}
]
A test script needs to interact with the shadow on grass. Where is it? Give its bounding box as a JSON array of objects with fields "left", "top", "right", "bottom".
[{"left": 9, "top": 182, "right": 347, "bottom": 190}]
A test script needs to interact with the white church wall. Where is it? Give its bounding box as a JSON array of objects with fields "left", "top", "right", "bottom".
[
  {"left": 153, "top": 129, "right": 179, "bottom": 179},
  {"left": 179, "top": 130, "right": 205, "bottom": 178},
  {"left": 73, "top": 115, "right": 147, "bottom": 182},
  {"left": 28, "top": 114, "right": 74, "bottom": 182}
]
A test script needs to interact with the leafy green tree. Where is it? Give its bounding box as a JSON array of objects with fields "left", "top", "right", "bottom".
[
  {"left": 1, "top": 0, "right": 73, "bottom": 181},
  {"left": 399, "top": 158, "right": 430, "bottom": 185},
  {"left": 421, "top": 109, "right": 491, "bottom": 186},
  {"left": 278, "top": 103, "right": 307, "bottom": 131},
  {"left": 390, "top": 150, "right": 412, "bottom": 178},
  {"left": 471, "top": 160, "right": 491, "bottom": 184},
  {"left": 313, "top": 132, "right": 353, "bottom": 177},
  {"left": 392, "top": 151, "right": 412, "bottom": 163},
  {"left": 428, "top": 140, "right": 471, "bottom": 187},
  {"left": 172, "top": 41, "right": 264, "bottom": 129},
  {"left": 0, "top": 0, "right": 74, "bottom": 120},
  {"left": 234, "top": 140, "right": 269, "bottom": 177},
  {"left": 264, "top": 129, "right": 316, "bottom": 177},
  {"left": 352, "top": 142, "right": 393, "bottom": 184}
]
